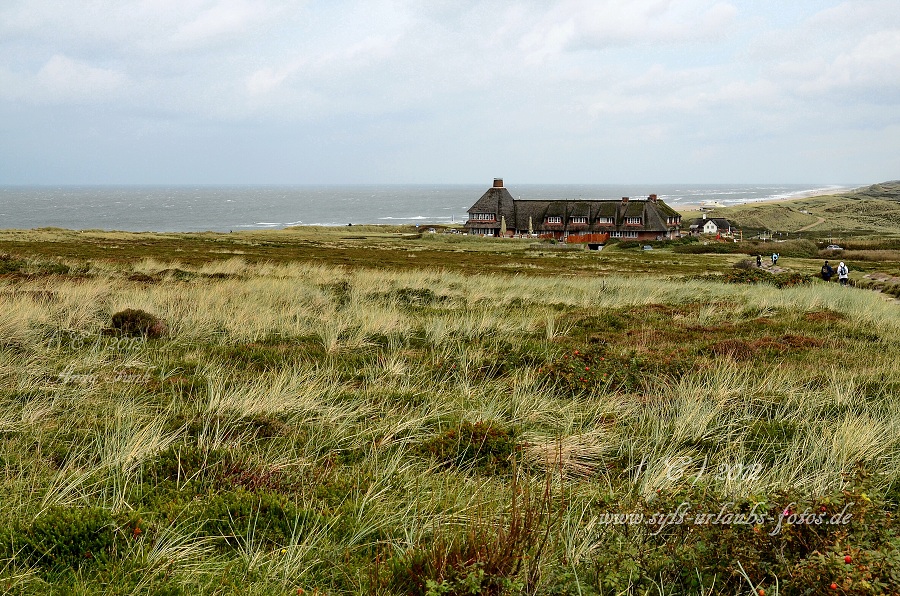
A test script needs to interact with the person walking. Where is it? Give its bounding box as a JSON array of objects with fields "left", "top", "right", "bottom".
[
  {"left": 771, "top": 253, "right": 776, "bottom": 265},
  {"left": 756, "top": 255, "right": 762, "bottom": 268},
  {"left": 821, "top": 260, "right": 833, "bottom": 281},
  {"left": 837, "top": 261, "right": 849, "bottom": 286}
]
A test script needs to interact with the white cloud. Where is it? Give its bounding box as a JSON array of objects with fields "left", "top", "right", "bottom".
[
  {"left": 806, "top": 29, "right": 900, "bottom": 94},
  {"left": 0, "top": 54, "right": 127, "bottom": 104},
  {"left": 0, "top": 1, "right": 898, "bottom": 183},
  {"left": 519, "top": 0, "right": 738, "bottom": 61},
  {"left": 37, "top": 54, "right": 125, "bottom": 96}
]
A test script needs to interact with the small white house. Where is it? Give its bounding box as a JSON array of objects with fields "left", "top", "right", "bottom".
[{"left": 689, "top": 214, "right": 733, "bottom": 236}]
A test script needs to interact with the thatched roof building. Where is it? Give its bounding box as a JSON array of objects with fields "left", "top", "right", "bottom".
[{"left": 465, "top": 179, "right": 682, "bottom": 240}]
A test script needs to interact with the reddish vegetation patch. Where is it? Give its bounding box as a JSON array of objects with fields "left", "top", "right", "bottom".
[
  {"left": 127, "top": 273, "right": 157, "bottom": 283},
  {"left": 219, "top": 460, "right": 285, "bottom": 491},
  {"left": 751, "top": 334, "right": 825, "bottom": 354},
  {"left": 778, "top": 334, "right": 825, "bottom": 348},
  {"left": 624, "top": 328, "right": 680, "bottom": 343},
  {"left": 804, "top": 310, "right": 847, "bottom": 323},
  {"left": 638, "top": 304, "right": 680, "bottom": 315},
  {"left": 751, "top": 317, "right": 775, "bottom": 325},
  {"left": 750, "top": 338, "right": 786, "bottom": 353},
  {"left": 684, "top": 323, "right": 735, "bottom": 333},
  {"left": 707, "top": 339, "right": 756, "bottom": 360},
  {"left": 0, "top": 289, "right": 57, "bottom": 302}
]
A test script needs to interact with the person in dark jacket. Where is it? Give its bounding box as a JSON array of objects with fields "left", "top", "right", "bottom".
[{"left": 821, "top": 261, "right": 833, "bottom": 281}]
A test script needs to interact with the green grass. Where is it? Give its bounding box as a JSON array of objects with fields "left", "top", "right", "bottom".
[
  {"left": 683, "top": 195, "right": 900, "bottom": 241},
  {"left": 1, "top": 231, "right": 899, "bottom": 594}
]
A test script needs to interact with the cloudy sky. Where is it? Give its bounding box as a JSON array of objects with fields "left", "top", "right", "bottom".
[{"left": 0, "top": 0, "right": 898, "bottom": 184}]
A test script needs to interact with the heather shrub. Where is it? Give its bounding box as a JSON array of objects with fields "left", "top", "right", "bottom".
[
  {"left": 419, "top": 421, "right": 520, "bottom": 473},
  {"left": 0, "top": 254, "right": 26, "bottom": 274},
  {"left": 386, "top": 478, "right": 551, "bottom": 596},
  {"left": 4, "top": 507, "right": 118, "bottom": 571},
  {"left": 111, "top": 308, "right": 167, "bottom": 338}
]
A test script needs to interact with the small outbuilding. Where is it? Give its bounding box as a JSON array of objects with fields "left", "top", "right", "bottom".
[{"left": 689, "top": 215, "right": 734, "bottom": 236}]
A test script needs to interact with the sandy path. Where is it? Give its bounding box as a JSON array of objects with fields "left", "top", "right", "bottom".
[{"left": 797, "top": 216, "right": 826, "bottom": 232}]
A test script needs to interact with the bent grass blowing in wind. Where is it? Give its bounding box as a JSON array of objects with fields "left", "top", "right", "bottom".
[{"left": 0, "top": 254, "right": 897, "bottom": 593}]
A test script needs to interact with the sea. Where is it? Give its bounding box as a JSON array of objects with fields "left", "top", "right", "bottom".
[{"left": 0, "top": 183, "right": 856, "bottom": 233}]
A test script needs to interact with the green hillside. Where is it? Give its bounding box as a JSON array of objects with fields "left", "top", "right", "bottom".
[
  {"left": 680, "top": 180, "right": 900, "bottom": 237},
  {"left": 841, "top": 180, "right": 900, "bottom": 201}
]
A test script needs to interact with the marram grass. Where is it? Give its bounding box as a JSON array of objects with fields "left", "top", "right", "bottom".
[{"left": 0, "top": 259, "right": 898, "bottom": 594}]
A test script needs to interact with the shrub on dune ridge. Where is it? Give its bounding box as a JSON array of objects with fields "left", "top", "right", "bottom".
[
  {"left": 0, "top": 254, "right": 27, "bottom": 274},
  {"left": 694, "top": 268, "right": 814, "bottom": 288},
  {"left": 418, "top": 421, "right": 520, "bottom": 473},
  {"left": 110, "top": 308, "right": 166, "bottom": 338}
]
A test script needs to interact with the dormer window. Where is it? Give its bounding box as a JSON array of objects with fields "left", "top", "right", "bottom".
[
  {"left": 625, "top": 217, "right": 642, "bottom": 225},
  {"left": 570, "top": 216, "right": 587, "bottom": 224},
  {"left": 596, "top": 217, "right": 614, "bottom": 224},
  {"left": 471, "top": 213, "right": 495, "bottom": 221},
  {"left": 546, "top": 216, "right": 562, "bottom": 224}
]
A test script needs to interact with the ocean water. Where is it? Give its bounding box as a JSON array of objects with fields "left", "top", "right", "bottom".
[{"left": 0, "top": 183, "right": 854, "bottom": 232}]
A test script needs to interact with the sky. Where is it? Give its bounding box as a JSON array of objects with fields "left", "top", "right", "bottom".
[{"left": 0, "top": 0, "right": 898, "bottom": 185}]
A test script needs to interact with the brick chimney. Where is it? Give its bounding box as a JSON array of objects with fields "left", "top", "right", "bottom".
[
  {"left": 649, "top": 194, "right": 658, "bottom": 203},
  {"left": 493, "top": 178, "right": 504, "bottom": 188},
  {"left": 621, "top": 196, "right": 629, "bottom": 203}
]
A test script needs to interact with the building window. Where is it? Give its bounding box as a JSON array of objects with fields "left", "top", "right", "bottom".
[
  {"left": 626, "top": 231, "right": 638, "bottom": 238},
  {"left": 470, "top": 213, "right": 495, "bottom": 221},
  {"left": 596, "top": 217, "right": 614, "bottom": 224},
  {"left": 610, "top": 231, "right": 623, "bottom": 238},
  {"left": 570, "top": 216, "right": 587, "bottom": 224},
  {"left": 546, "top": 216, "right": 562, "bottom": 224},
  {"left": 625, "top": 217, "right": 642, "bottom": 225}
]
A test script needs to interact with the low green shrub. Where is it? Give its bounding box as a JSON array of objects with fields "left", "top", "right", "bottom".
[
  {"left": 111, "top": 308, "right": 167, "bottom": 338},
  {"left": 186, "top": 489, "right": 320, "bottom": 547},
  {"left": 392, "top": 287, "right": 448, "bottom": 306},
  {"left": 676, "top": 239, "right": 818, "bottom": 258},
  {"left": 156, "top": 268, "right": 195, "bottom": 281},
  {"left": 35, "top": 261, "right": 71, "bottom": 275},
  {"left": 0, "top": 254, "right": 26, "bottom": 274},
  {"left": 0, "top": 507, "right": 119, "bottom": 571},
  {"left": 674, "top": 243, "right": 740, "bottom": 254},
  {"left": 565, "top": 467, "right": 899, "bottom": 595},
  {"left": 386, "top": 479, "right": 550, "bottom": 596},
  {"left": 771, "top": 271, "right": 815, "bottom": 288},
  {"left": 694, "top": 269, "right": 814, "bottom": 288},
  {"left": 540, "top": 347, "right": 680, "bottom": 394},
  {"left": 418, "top": 421, "right": 520, "bottom": 473}
]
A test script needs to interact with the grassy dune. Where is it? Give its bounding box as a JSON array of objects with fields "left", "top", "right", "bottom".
[
  {"left": 680, "top": 182, "right": 900, "bottom": 238},
  {"left": 1, "top": 243, "right": 899, "bottom": 594}
]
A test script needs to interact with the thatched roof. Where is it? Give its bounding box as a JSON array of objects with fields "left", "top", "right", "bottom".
[{"left": 464, "top": 184, "right": 682, "bottom": 235}]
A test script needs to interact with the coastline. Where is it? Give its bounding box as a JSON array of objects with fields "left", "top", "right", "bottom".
[{"left": 675, "top": 184, "right": 858, "bottom": 212}]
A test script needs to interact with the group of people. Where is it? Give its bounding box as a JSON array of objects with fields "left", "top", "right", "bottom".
[
  {"left": 755, "top": 253, "right": 850, "bottom": 286},
  {"left": 755, "top": 253, "right": 782, "bottom": 267},
  {"left": 821, "top": 260, "right": 850, "bottom": 286}
]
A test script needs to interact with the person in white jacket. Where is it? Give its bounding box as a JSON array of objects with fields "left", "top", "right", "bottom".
[{"left": 837, "top": 262, "right": 849, "bottom": 286}]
